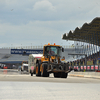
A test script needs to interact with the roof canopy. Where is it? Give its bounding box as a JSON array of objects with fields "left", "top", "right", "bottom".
[{"left": 62, "top": 17, "right": 100, "bottom": 46}]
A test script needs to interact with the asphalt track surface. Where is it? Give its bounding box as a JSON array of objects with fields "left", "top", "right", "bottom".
[{"left": 0, "top": 69, "right": 100, "bottom": 100}]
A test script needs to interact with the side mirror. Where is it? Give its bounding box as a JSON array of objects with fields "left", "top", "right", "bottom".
[{"left": 62, "top": 48, "right": 64, "bottom": 52}]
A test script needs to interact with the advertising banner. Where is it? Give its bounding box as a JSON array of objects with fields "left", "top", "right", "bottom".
[
  {"left": 95, "top": 65, "right": 98, "bottom": 70},
  {"left": 84, "top": 66, "right": 86, "bottom": 70},
  {"left": 91, "top": 65, "right": 94, "bottom": 70},
  {"left": 81, "top": 66, "right": 83, "bottom": 70},
  {"left": 87, "top": 65, "right": 90, "bottom": 70},
  {"left": 11, "top": 49, "right": 43, "bottom": 55}
]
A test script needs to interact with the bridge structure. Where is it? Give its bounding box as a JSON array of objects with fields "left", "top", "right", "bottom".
[{"left": 0, "top": 47, "right": 77, "bottom": 68}]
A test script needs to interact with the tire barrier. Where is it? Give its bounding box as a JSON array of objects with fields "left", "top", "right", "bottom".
[{"left": 69, "top": 65, "right": 100, "bottom": 72}]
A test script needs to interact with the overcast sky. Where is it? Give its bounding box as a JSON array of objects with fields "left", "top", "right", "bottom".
[{"left": 0, "top": 0, "right": 100, "bottom": 48}]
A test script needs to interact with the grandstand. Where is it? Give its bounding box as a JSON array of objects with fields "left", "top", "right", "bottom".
[{"left": 62, "top": 17, "right": 100, "bottom": 71}]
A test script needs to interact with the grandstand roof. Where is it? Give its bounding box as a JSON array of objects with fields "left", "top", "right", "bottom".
[{"left": 62, "top": 17, "right": 100, "bottom": 46}]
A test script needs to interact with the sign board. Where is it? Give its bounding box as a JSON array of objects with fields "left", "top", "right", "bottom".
[
  {"left": 11, "top": 49, "right": 43, "bottom": 55},
  {"left": 84, "top": 66, "right": 86, "bottom": 69},
  {"left": 95, "top": 65, "right": 98, "bottom": 70},
  {"left": 87, "top": 66, "right": 90, "bottom": 70},
  {"left": 81, "top": 66, "right": 83, "bottom": 70},
  {"left": 91, "top": 65, "right": 94, "bottom": 70}
]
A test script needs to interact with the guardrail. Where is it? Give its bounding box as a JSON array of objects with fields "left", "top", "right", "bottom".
[{"left": 69, "top": 65, "right": 100, "bottom": 72}]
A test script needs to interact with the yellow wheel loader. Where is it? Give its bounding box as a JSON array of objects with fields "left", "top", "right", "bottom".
[{"left": 31, "top": 43, "right": 73, "bottom": 78}]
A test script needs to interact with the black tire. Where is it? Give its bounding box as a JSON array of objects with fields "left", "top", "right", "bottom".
[
  {"left": 61, "top": 72, "right": 68, "bottom": 78},
  {"left": 36, "top": 63, "right": 41, "bottom": 76},
  {"left": 30, "top": 70, "right": 33, "bottom": 76},
  {"left": 41, "top": 63, "right": 49, "bottom": 77},
  {"left": 33, "top": 67, "right": 36, "bottom": 74},
  {"left": 31, "top": 73, "right": 33, "bottom": 76},
  {"left": 21, "top": 68, "right": 23, "bottom": 71},
  {"left": 53, "top": 73, "right": 61, "bottom": 78}
]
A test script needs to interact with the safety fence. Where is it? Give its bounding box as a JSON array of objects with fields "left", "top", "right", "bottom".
[{"left": 69, "top": 65, "right": 100, "bottom": 72}]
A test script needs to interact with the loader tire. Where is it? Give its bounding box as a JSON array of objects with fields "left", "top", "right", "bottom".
[
  {"left": 54, "top": 73, "right": 61, "bottom": 78},
  {"left": 36, "top": 63, "right": 41, "bottom": 76},
  {"left": 41, "top": 63, "right": 49, "bottom": 77},
  {"left": 61, "top": 72, "right": 68, "bottom": 78}
]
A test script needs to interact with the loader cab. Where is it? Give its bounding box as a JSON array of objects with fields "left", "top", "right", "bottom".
[{"left": 43, "top": 43, "right": 64, "bottom": 57}]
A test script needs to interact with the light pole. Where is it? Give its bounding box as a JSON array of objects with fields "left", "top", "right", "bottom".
[{"left": 31, "top": 43, "right": 32, "bottom": 49}]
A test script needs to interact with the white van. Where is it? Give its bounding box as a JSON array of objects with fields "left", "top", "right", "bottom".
[{"left": 21, "top": 63, "right": 28, "bottom": 72}]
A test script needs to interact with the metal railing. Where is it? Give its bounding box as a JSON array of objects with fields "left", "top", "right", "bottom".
[{"left": 1, "top": 45, "right": 75, "bottom": 49}]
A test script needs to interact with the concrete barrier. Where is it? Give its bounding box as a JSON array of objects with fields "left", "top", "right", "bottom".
[{"left": 69, "top": 71, "right": 100, "bottom": 79}]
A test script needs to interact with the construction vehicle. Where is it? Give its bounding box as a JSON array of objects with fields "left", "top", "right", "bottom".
[
  {"left": 21, "top": 61, "right": 28, "bottom": 72},
  {"left": 29, "top": 43, "right": 73, "bottom": 78}
]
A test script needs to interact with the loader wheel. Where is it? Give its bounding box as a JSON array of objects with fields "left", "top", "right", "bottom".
[
  {"left": 54, "top": 73, "right": 61, "bottom": 78},
  {"left": 41, "top": 64, "right": 49, "bottom": 77},
  {"left": 61, "top": 72, "right": 68, "bottom": 78},
  {"left": 36, "top": 63, "right": 41, "bottom": 76}
]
